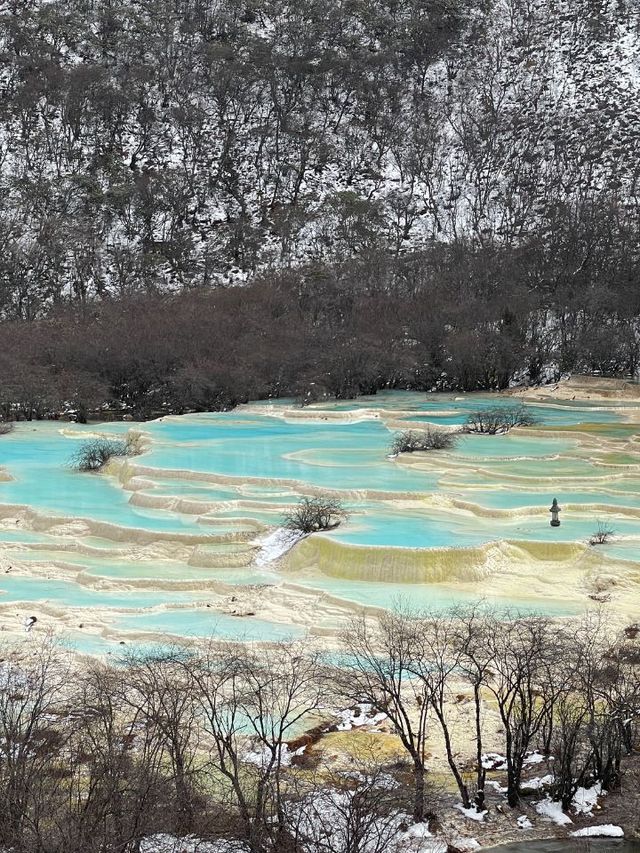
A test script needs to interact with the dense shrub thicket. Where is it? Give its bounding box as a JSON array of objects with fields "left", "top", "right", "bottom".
[
  {"left": 0, "top": 244, "right": 638, "bottom": 421},
  {"left": 0, "top": 0, "right": 638, "bottom": 417},
  {"left": 69, "top": 436, "right": 140, "bottom": 471}
]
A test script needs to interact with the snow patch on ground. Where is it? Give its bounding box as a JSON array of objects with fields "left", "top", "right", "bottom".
[
  {"left": 253, "top": 528, "right": 305, "bottom": 566},
  {"left": 535, "top": 798, "right": 573, "bottom": 825},
  {"left": 573, "top": 783, "right": 603, "bottom": 815},
  {"left": 242, "top": 742, "right": 304, "bottom": 768},
  {"left": 335, "top": 703, "right": 387, "bottom": 731},
  {"left": 396, "top": 822, "right": 448, "bottom": 853},
  {"left": 517, "top": 815, "right": 533, "bottom": 830},
  {"left": 523, "top": 751, "right": 548, "bottom": 765},
  {"left": 481, "top": 752, "right": 507, "bottom": 770},
  {"left": 342, "top": 769, "right": 399, "bottom": 789},
  {"left": 571, "top": 825, "right": 624, "bottom": 838},
  {"left": 522, "top": 774, "right": 554, "bottom": 791},
  {"left": 454, "top": 805, "right": 487, "bottom": 822},
  {"left": 450, "top": 838, "right": 481, "bottom": 851}
]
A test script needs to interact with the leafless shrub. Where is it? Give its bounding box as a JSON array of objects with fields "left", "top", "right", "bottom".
[
  {"left": 70, "top": 435, "right": 140, "bottom": 471},
  {"left": 463, "top": 405, "right": 536, "bottom": 434},
  {"left": 0, "top": 421, "right": 14, "bottom": 435},
  {"left": 389, "top": 428, "right": 458, "bottom": 455},
  {"left": 283, "top": 497, "right": 347, "bottom": 533},
  {"left": 589, "top": 521, "right": 615, "bottom": 545}
]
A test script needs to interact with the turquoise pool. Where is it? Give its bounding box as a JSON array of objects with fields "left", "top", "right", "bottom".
[{"left": 0, "top": 391, "right": 638, "bottom": 648}]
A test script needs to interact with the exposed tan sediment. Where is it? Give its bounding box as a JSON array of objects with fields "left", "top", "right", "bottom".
[
  {"left": 128, "top": 490, "right": 220, "bottom": 516},
  {"left": 508, "top": 373, "right": 640, "bottom": 402},
  {"left": 127, "top": 486, "right": 289, "bottom": 521},
  {"left": 447, "top": 543, "right": 640, "bottom": 622},
  {"left": 278, "top": 534, "right": 640, "bottom": 623},
  {"left": 0, "top": 504, "right": 222, "bottom": 546},
  {"left": 384, "top": 417, "right": 460, "bottom": 432},
  {"left": 280, "top": 534, "right": 588, "bottom": 586},
  {"left": 507, "top": 540, "right": 585, "bottom": 561},
  {"left": 239, "top": 403, "right": 384, "bottom": 423},
  {"left": 188, "top": 545, "right": 256, "bottom": 568},
  {"left": 281, "top": 535, "right": 498, "bottom": 584}
]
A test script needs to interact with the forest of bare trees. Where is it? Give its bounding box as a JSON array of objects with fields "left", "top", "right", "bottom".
[
  {"left": 0, "top": 0, "right": 639, "bottom": 418},
  {"left": 1, "top": 607, "right": 638, "bottom": 852},
  {"left": 1, "top": 240, "right": 640, "bottom": 422}
]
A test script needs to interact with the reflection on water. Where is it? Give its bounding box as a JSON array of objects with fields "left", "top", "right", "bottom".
[{"left": 494, "top": 841, "right": 639, "bottom": 853}]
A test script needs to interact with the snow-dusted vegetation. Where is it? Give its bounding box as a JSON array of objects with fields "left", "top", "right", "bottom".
[
  {"left": 0, "top": 0, "right": 638, "bottom": 289},
  {"left": 1, "top": 608, "right": 638, "bottom": 852}
]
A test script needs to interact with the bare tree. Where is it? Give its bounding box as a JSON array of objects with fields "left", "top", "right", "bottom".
[
  {"left": 186, "top": 640, "right": 326, "bottom": 852},
  {"left": 483, "top": 614, "right": 564, "bottom": 806},
  {"left": 122, "top": 649, "right": 202, "bottom": 833},
  {"left": 337, "top": 612, "right": 432, "bottom": 822},
  {"left": 572, "top": 613, "right": 640, "bottom": 792},
  {"left": 452, "top": 605, "right": 496, "bottom": 810},
  {"left": 285, "top": 760, "right": 406, "bottom": 853},
  {"left": 41, "top": 662, "right": 170, "bottom": 853},
  {"left": 0, "top": 638, "right": 72, "bottom": 850},
  {"left": 546, "top": 611, "right": 640, "bottom": 808},
  {"left": 405, "top": 612, "right": 473, "bottom": 809},
  {"left": 548, "top": 685, "right": 594, "bottom": 810}
]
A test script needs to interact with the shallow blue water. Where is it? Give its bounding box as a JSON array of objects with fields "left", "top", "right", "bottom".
[
  {"left": 301, "top": 390, "right": 636, "bottom": 414},
  {"left": 292, "top": 576, "right": 580, "bottom": 615},
  {"left": 115, "top": 609, "right": 305, "bottom": 641},
  {"left": 0, "top": 392, "right": 638, "bottom": 646},
  {"left": 0, "top": 424, "right": 204, "bottom": 532},
  {"left": 0, "top": 575, "right": 200, "bottom": 609},
  {"left": 469, "top": 489, "right": 640, "bottom": 510},
  {"left": 454, "top": 434, "right": 576, "bottom": 457},
  {"left": 327, "top": 507, "right": 640, "bottom": 549},
  {"left": 406, "top": 403, "right": 627, "bottom": 427},
  {"left": 143, "top": 415, "right": 439, "bottom": 492}
]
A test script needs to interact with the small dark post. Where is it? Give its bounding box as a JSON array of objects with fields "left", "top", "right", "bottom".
[{"left": 549, "top": 498, "right": 561, "bottom": 527}]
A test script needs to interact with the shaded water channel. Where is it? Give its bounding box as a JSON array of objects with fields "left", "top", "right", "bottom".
[{"left": 493, "top": 842, "right": 639, "bottom": 853}]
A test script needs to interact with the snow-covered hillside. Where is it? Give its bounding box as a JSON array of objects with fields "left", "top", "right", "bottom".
[{"left": 0, "top": 0, "right": 638, "bottom": 310}]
